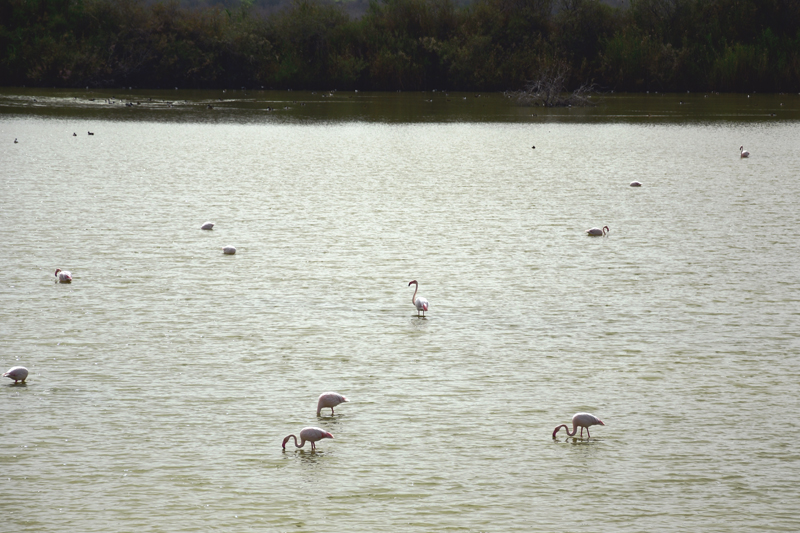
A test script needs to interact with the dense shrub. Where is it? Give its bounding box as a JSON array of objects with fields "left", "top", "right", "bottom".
[{"left": 0, "top": 0, "right": 797, "bottom": 91}]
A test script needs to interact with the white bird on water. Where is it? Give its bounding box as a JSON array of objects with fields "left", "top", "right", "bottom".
[
  {"left": 201, "top": 222, "right": 214, "bottom": 230},
  {"left": 55, "top": 268, "right": 72, "bottom": 282},
  {"left": 222, "top": 246, "right": 236, "bottom": 255},
  {"left": 3, "top": 366, "right": 28, "bottom": 384},
  {"left": 408, "top": 280, "right": 429, "bottom": 317},
  {"left": 282, "top": 427, "right": 333, "bottom": 451},
  {"left": 586, "top": 226, "right": 609, "bottom": 236},
  {"left": 553, "top": 412, "right": 605, "bottom": 439},
  {"left": 740, "top": 146, "right": 750, "bottom": 158},
  {"left": 317, "top": 392, "right": 348, "bottom": 416}
]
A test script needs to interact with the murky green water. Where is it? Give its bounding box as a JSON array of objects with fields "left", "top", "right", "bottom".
[{"left": 1, "top": 89, "right": 799, "bottom": 532}]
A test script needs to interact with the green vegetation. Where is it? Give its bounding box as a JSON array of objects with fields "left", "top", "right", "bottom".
[{"left": 1, "top": 0, "right": 798, "bottom": 91}]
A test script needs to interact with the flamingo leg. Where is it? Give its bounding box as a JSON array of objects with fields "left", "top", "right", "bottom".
[
  {"left": 586, "top": 428, "right": 591, "bottom": 439},
  {"left": 311, "top": 442, "right": 316, "bottom": 451}
]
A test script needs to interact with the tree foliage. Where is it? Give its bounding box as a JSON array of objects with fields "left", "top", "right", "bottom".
[{"left": 0, "top": 0, "right": 797, "bottom": 91}]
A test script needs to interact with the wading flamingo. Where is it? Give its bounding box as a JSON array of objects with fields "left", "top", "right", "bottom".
[
  {"left": 586, "top": 226, "right": 609, "bottom": 237},
  {"left": 222, "top": 246, "right": 236, "bottom": 255},
  {"left": 282, "top": 427, "right": 333, "bottom": 451},
  {"left": 317, "top": 392, "right": 348, "bottom": 416},
  {"left": 553, "top": 413, "right": 605, "bottom": 439},
  {"left": 740, "top": 146, "right": 750, "bottom": 158},
  {"left": 55, "top": 268, "right": 72, "bottom": 283},
  {"left": 3, "top": 366, "right": 28, "bottom": 384},
  {"left": 201, "top": 222, "right": 214, "bottom": 230},
  {"left": 408, "top": 280, "right": 429, "bottom": 317}
]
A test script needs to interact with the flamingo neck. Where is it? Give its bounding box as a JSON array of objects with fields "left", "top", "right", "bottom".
[
  {"left": 552, "top": 424, "right": 578, "bottom": 438},
  {"left": 411, "top": 283, "right": 418, "bottom": 305},
  {"left": 284, "top": 435, "right": 303, "bottom": 449}
]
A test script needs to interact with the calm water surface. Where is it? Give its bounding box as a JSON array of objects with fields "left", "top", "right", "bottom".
[{"left": 1, "top": 90, "right": 799, "bottom": 532}]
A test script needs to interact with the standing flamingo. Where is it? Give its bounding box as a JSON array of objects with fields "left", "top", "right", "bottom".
[
  {"left": 3, "top": 366, "right": 28, "bottom": 383},
  {"left": 586, "top": 226, "right": 609, "bottom": 236},
  {"left": 55, "top": 268, "right": 72, "bottom": 283},
  {"left": 317, "top": 392, "right": 348, "bottom": 416},
  {"left": 408, "top": 280, "right": 429, "bottom": 317},
  {"left": 282, "top": 427, "right": 333, "bottom": 451},
  {"left": 552, "top": 413, "right": 605, "bottom": 439},
  {"left": 740, "top": 146, "right": 750, "bottom": 158}
]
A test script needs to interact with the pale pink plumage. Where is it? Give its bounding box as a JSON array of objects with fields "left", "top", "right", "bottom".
[
  {"left": 740, "top": 146, "right": 750, "bottom": 158},
  {"left": 55, "top": 268, "right": 72, "bottom": 283},
  {"left": 317, "top": 392, "right": 348, "bottom": 416},
  {"left": 282, "top": 427, "right": 333, "bottom": 451},
  {"left": 552, "top": 412, "right": 605, "bottom": 439},
  {"left": 408, "top": 280, "right": 429, "bottom": 317},
  {"left": 3, "top": 366, "right": 28, "bottom": 383}
]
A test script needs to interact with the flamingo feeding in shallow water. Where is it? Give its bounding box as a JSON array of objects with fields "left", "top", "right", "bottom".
[
  {"left": 3, "top": 366, "right": 28, "bottom": 384},
  {"left": 408, "top": 280, "right": 429, "bottom": 317},
  {"left": 317, "top": 392, "right": 348, "bottom": 416},
  {"left": 740, "top": 146, "right": 750, "bottom": 158},
  {"left": 586, "top": 226, "right": 609, "bottom": 237},
  {"left": 55, "top": 268, "right": 72, "bottom": 283},
  {"left": 282, "top": 427, "right": 333, "bottom": 451},
  {"left": 552, "top": 413, "right": 605, "bottom": 439}
]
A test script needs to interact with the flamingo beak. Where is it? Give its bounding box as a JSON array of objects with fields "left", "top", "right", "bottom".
[
  {"left": 327, "top": 433, "right": 334, "bottom": 439},
  {"left": 598, "top": 420, "right": 605, "bottom": 426}
]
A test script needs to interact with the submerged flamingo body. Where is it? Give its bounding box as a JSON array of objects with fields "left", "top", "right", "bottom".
[
  {"left": 408, "top": 280, "right": 429, "bottom": 317},
  {"left": 586, "top": 226, "right": 609, "bottom": 237},
  {"left": 317, "top": 392, "right": 348, "bottom": 416},
  {"left": 201, "top": 222, "right": 214, "bottom": 230},
  {"left": 553, "top": 412, "right": 605, "bottom": 439},
  {"left": 282, "top": 427, "right": 333, "bottom": 451},
  {"left": 55, "top": 268, "right": 72, "bottom": 283},
  {"left": 3, "top": 366, "right": 28, "bottom": 383}
]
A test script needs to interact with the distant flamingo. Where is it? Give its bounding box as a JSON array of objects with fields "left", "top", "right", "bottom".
[
  {"left": 282, "top": 427, "right": 333, "bottom": 451},
  {"left": 201, "top": 222, "right": 214, "bottom": 230},
  {"left": 630, "top": 181, "right": 642, "bottom": 187},
  {"left": 222, "top": 246, "right": 236, "bottom": 255},
  {"left": 553, "top": 413, "right": 605, "bottom": 439},
  {"left": 317, "top": 392, "right": 348, "bottom": 416},
  {"left": 586, "top": 226, "right": 609, "bottom": 236},
  {"left": 740, "top": 146, "right": 750, "bottom": 158},
  {"left": 3, "top": 366, "right": 28, "bottom": 384},
  {"left": 55, "top": 268, "right": 72, "bottom": 283},
  {"left": 408, "top": 280, "right": 429, "bottom": 317}
]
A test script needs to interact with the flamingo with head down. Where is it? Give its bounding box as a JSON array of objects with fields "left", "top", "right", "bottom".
[
  {"left": 55, "top": 268, "right": 72, "bottom": 283},
  {"left": 317, "top": 392, "right": 348, "bottom": 416},
  {"left": 553, "top": 412, "right": 605, "bottom": 439},
  {"left": 282, "top": 427, "right": 333, "bottom": 451},
  {"left": 408, "top": 280, "right": 429, "bottom": 317},
  {"left": 3, "top": 366, "right": 28, "bottom": 384}
]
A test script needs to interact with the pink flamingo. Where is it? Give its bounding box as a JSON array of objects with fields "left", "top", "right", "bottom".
[
  {"left": 740, "top": 146, "right": 750, "bottom": 158},
  {"left": 586, "top": 226, "right": 609, "bottom": 236},
  {"left": 3, "top": 366, "right": 28, "bottom": 384},
  {"left": 408, "top": 280, "right": 429, "bottom": 317},
  {"left": 317, "top": 392, "right": 348, "bottom": 416},
  {"left": 282, "top": 427, "right": 333, "bottom": 451},
  {"left": 55, "top": 268, "right": 72, "bottom": 283},
  {"left": 552, "top": 413, "right": 605, "bottom": 439}
]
